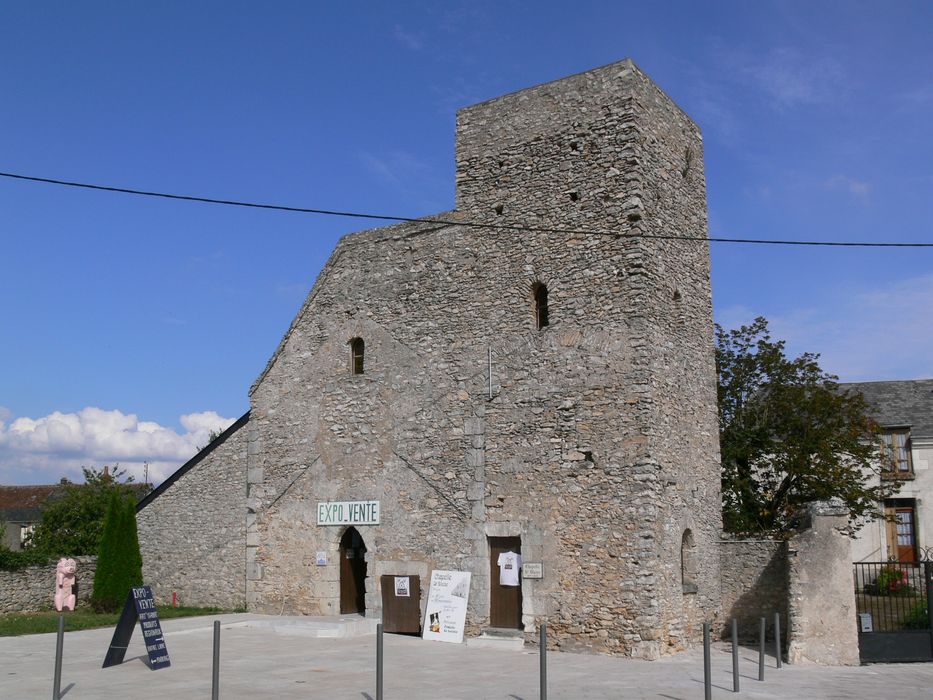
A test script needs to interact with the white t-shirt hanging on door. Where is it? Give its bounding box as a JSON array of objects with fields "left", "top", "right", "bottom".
[{"left": 497, "top": 551, "right": 522, "bottom": 586}]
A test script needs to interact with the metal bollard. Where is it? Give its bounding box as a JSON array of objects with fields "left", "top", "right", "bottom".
[
  {"left": 774, "top": 613, "right": 781, "bottom": 668},
  {"left": 212, "top": 620, "right": 220, "bottom": 700},
  {"left": 540, "top": 623, "right": 547, "bottom": 700},
  {"left": 731, "top": 618, "right": 739, "bottom": 693},
  {"left": 774, "top": 612, "right": 782, "bottom": 668},
  {"left": 758, "top": 617, "right": 765, "bottom": 681},
  {"left": 52, "top": 613, "right": 64, "bottom": 700},
  {"left": 376, "top": 622, "right": 384, "bottom": 700},
  {"left": 702, "top": 622, "right": 711, "bottom": 700}
]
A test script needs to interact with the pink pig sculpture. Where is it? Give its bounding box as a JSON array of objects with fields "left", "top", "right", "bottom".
[{"left": 54, "top": 557, "right": 77, "bottom": 611}]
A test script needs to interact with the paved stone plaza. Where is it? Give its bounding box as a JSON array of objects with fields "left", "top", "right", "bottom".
[{"left": 2, "top": 614, "right": 932, "bottom": 699}]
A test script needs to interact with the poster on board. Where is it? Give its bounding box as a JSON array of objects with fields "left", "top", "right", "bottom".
[
  {"left": 422, "top": 570, "right": 471, "bottom": 644},
  {"left": 102, "top": 585, "right": 170, "bottom": 670}
]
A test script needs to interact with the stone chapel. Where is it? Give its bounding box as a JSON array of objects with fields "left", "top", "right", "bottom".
[{"left": 137, "top": 58, "right": 723, "bottom": 658}]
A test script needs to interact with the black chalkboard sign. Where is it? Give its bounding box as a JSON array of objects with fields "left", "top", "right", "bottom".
[{"left": 102, "top": 585, "right": 171, "bottom": 670}]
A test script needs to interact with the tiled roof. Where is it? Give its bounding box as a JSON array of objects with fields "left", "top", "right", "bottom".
[
  {"left": 0, "top": 484, "right": 63, "bottom": 521},
  {"left": 0, "top": 484, "right": 62, "bottom": 510},
  {"left": 840, "top": 379, "right": 933, "bottom": 438}
]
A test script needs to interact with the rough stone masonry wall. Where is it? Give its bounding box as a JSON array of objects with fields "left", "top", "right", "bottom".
[
  {"left": 627, "top": 62, "right": 723, "bottom": 652},
  {"left": 0, "top": 556, "right": 97, "bottom": 613},
  {"left": 137, "top": 418, "right": 248, "bottom": 609},
  {"left": 245, "top": 59, "right": 721, "bottom": 658},
  {"left": 454, "top": 59, "right": 721, "bottom": 657},
  {"left": 786, "top": 501, "right": 860, "bottom": 665},
  {"left": 719, "top": 537, "right": 789, "bottom": 642},
  {"left": 719, "top": 503, "right": 860, "bottom": 666}
]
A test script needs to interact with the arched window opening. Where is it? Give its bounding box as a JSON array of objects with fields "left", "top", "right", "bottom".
[
  {"left": 533, "top": 282, "right": 549, "bottom": 330},
  {"left": 349, "top": 337, "right": 365, "bottom": 375},
  {"left": 681, "top": 529, "right": 698, "bottom": 594}
]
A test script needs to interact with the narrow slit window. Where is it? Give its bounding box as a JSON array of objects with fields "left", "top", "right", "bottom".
[
  {"left": 349, "top": 338, "right": 365, "bottom": 375},
  {"left": 681, "top": 529, "right": 697, "bottom": 594},
  {"left": 533, "top": 283, "right": 549, "bottom": 330}
]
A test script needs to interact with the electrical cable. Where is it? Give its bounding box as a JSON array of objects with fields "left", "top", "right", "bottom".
[{"left": 1, "top": 170, "right": 931, "bottom": 248}]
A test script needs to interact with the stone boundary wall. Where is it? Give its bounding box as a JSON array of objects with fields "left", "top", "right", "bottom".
[
  {"left": 719, "top": 536, "right": 788, "bottom": 643},
  {"left": 786, "top": 501, "right": 859, "bottom": 665},
  {"left": 720, "top": 500, "right": 860, "bottom": 665},
  {"left": 0, "top": 555, "right": 97, "bottom": 613}
]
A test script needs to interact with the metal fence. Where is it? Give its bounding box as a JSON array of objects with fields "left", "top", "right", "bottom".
[{"left": 853, "top": 561, "right": 931, "bottom": 633}]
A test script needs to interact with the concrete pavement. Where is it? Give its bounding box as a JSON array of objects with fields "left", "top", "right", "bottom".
[{"left": 2, "top": 613, "right": 932, "bottom": 699}]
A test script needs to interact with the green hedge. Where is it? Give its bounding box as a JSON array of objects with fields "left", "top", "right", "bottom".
[{"left": 0, "top": 547, "right": 53, "bottom": 571}]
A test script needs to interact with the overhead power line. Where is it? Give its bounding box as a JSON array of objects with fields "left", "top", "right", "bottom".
[{"left": 1, "top": 170, "right": 931, "bottom": 248}]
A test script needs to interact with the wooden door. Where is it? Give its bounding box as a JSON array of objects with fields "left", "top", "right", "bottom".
[
  {"left": 885, "top": 503, "right": 918, "bottom": 562},
  {"left": 340, "top": 527, "right": 368, "bottom": 614},
  {"left": 895, "top": 507, "right": 917, "bottom": 562},
  {"left": 380, "top": 575, "right": 421, "bottom": 634},
  {"left": 489, "top": 536, "right": 522, "bottom": 629}
]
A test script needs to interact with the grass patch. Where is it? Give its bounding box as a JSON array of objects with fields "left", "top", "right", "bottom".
[{"left": 0, "top": 606, "right": 228, "bottom": 636}]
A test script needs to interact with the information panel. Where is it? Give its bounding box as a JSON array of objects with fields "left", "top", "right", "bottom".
[
  {"left": 422, "top": 570, "right": 471, "bottom": 644},
  {"left": 317, "top": 500, "right": 380, "bottom": 525},
  {"left": 102, "top": 585, "right": 171, "bottom": 670},
  {"left": 522, "top": 562, "right": 543, "bottom": 579}
]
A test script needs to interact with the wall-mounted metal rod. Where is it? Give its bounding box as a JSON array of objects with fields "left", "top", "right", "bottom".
[{"left": 488, "top": 346, "right": 493, "bottom": 400}]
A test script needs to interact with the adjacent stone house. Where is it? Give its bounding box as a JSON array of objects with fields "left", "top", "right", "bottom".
[
  {"left": 845, "top": 379, "right": 933, "bottom": 562},
  {"left": 0, "top": 484, "right": 62, "bottom": 550},
  {"left": 137, "top": 59, "right": 723, "bottom": 658}
]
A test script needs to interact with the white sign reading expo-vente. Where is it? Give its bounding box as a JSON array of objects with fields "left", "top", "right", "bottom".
[{"left": 317, "top": 500, "right": 381, "bottom": 526}]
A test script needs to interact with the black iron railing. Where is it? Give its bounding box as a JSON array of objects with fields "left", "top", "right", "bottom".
[{"left": 853, "top": 561, "right": 932, "bottom": 632}]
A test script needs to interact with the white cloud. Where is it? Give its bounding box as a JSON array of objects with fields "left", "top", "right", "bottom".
[
  {"left": 356, "top": 149, "right": 445, "bottom": 212},
  {"left": 897, "top": 84, "right": 933, "bottom": 106},
  {"left": 392, "top": 24, "right": 423, "bottom": 51},
  {"left": 697, "top": 44, "right": 847, "bottom": 128},
  {"left": 0, "top": 407, "right": 236, "bottom": 485},
  {"left": 716, "top": 273, "right": 933, "bottom": 382},
  {"left": 826, "top": 175, "right": 871, "bottom": 199},
  {"left": 742, "top": 47, "right": 845, "bottom": 109},
  {"left": 358, "top": 149, "right": 432, "bottom": 190}
]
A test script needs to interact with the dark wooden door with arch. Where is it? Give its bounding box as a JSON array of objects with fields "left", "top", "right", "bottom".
[{"left": 340, "top": 527, "right": 368, "bottom": 615}]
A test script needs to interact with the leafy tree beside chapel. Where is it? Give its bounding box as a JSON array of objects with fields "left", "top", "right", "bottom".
[
  {"left": 716, "top": 317, "right": 900, "bottom": 533},
  {"left": 26, "top": 466, "right": 141, "bottom": 556}
]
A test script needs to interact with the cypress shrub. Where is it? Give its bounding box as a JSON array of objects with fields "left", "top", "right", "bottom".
[
  {"left": 91, "top": 492, "right": 143, "bottom": 612},
  {"left": 122, "top": 495, "right": 144, "bottom": 589}
]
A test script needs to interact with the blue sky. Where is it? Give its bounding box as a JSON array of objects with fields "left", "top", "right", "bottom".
[{"left": 1, "top": 2, "right": 931, "bottom": 484}]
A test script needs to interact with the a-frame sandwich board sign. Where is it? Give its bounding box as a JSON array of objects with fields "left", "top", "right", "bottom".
[{"left": 102, "top": 585, "right": 171, "bottom": 669}]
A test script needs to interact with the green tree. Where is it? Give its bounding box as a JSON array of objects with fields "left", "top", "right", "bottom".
[
  {"left": 716, "top": 317, "right": 900, "bottom": 533},
  {"left": 27, "top": 466, "right": 136, "bottom": 556},
  {"left": 91, "top": 491, "right": 143, "bottom": 612}
]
